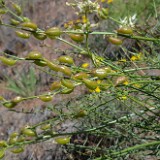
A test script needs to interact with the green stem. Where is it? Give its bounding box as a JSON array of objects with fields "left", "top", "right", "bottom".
[
  {"left": 100, "top": 59, "right": 122, "bottom": 71},
  {"left": 153, "top": 0, "right": 158, "bottom": 19},
  {"left": 129, "top": 80, "right": 160, "bottom": 85},
  {"left": 111, "top": 141, "right": 160, "bottom": 157},
  {"left": 64, "top": 30, "right": 160, "bottom": 42},
  {"left": 64, "top": 30, "right": 115, "bottom": 35},
  {"left": 108, "top": 16, "right": 123, "bottom": 25},
  {"left": 0, "top": 23, "right": 35, "bottom": 33},
  {"left": 118, "top": 33, "right": 160, "bottom": 42},
  {"left": 56, "top": 37, "right": 87, "bottom": 55},
  {"left": 4, "top": 6, "right": 23, "bottom": 21},
  {"left": 129, "top": 86, "right": 160, "bottom": 101},
  {"left": 95, "top": 141, "right": 160, "bottom": 159},
  {"left": 123, "top": 66, "right": 160, "bottom": 73},
  {"left": 1, "top": 22, "right": 18, "bottom": 29},
  {"left": 1, "top": 21, "right": 160, "bottom": 42}
]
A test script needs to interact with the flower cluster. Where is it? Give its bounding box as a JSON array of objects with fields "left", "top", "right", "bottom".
[{"left": 66, "top": 0, "right": 100, "bottom": 15}]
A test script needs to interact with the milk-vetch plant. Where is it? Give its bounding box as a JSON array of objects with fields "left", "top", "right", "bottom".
[{"left": 0, "top": 0, "right": 160, "bottom": 159}]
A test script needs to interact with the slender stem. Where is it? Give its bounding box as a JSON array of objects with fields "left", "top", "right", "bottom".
[
  {"left": 95, "top": 141, "right": 160, "bottom": 159},
  {"left": 123, "top": 66, "right": 160, "bottom": 73},
  {"left": 56, "top": 37, "right": 87, "bottom": 55},
  {"left": 100, "top": 59, "right": 122, "bottom": 71},
  {"left": 108, "top": 16, "right": 123, "bottom": 25},
  {"left": 153, "top": 0, "right": 158, "bottom": 19},
  {"left": 129, "top": 86, "right": 160, "bottom": 101},
  {"left": 3, "top": 5, "right": 23, "bottom": 21},
  {"left": 129, "top": 80, "right": 160, "bottom": 84},
  {"left": 1, "top": 21, "right": 160, "bottom": 42},
  {"left": 64, "top": 30, "right": 160, "bottom": 42},
  {"left": 0, "top": 22, "right": 35, "bottom": 33},
  {"left": 1, "top": 22, "right": 19, "bottom": 29},
  {"left": 118, "top": 33, "right": 160, "bottom": 42},
  {"left": 111, "top": 141, "right": 160, "bottom": 157}
]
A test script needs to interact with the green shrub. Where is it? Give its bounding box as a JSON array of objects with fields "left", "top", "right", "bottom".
[{"left": 0, "top": 0, "right": 160, "bottom": 159}]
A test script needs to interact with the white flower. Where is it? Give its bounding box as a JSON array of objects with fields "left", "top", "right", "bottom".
[
  {"left": 66, "top": 0, "right": 100, "bottom": 15},
  {"left": 119, "top": 14, "right": 137, "bottom": 27}
]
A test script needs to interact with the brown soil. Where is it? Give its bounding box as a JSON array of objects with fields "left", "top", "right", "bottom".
[{"left": 0, "top": 0, "right": 79, "bottom": 159}]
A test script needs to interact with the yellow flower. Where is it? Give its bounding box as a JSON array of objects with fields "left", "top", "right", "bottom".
[
  {"left": 123, "top": 80, "right": 129, "bottom": 85},
  {"left": 107, "top": 0, "right": 113, "bottom": 3},
  {"left": 119, "top": 95, "right": 127, "bottom": 100},
  {"left": 133, "top": 83, "right": 141, "bottom": 88},
  {"left": 101, "top": 0, "right": 113, "bottom": 3},
  {"left": 118, "top": 58, "right": 127, "bottom": 64},
  {"left": 130, "top": 55, "right": 138, "bottom": 61},
  {"left": 130, "top": 52, "right": 142, "bottom": 61},
  {"left": 64, "top": 20, "right": 74, "bottom": 28},
  {"left": 81, "top": 63, "right": 89, "bottom": 68},
  {"left": 89, "top": 80, "right": 102, "bottom": 93},
  {"left": 95, "top": 86, "right": 101, "bottom": 93},
  {"left": 82, "top": 15, "right": 88, "bottom": 23}
]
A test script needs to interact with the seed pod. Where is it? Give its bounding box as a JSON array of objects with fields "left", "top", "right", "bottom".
[
  {"left": 11, "top": 147, "right": 24, "bottom": 154},
  {"left": 98, "top": 7, "right": 108, "bottom": 19},
  {"left": 10, "top": 18, "right": 20, "bottom": 26},
  {"left": 101, "top": 8, "right": 108, "bottom": 16},
  {"left": 58, "top": 56, "right": 74, "bottom": 65},
  {"left": 17, "top": 135, "right": 25, "bottom": 142},
  {"left": 0, "top": 56, "right": 17, "bottom": 66},
  {"left": 99, "top": 81, "right": 110, "bottom": 91},
  {"left": 10, "top": 132, "right": 19, "bottom": 138},
  {"left": 22, "top": 17, "right": 31, "bottom": 22},
  {"left": 39, "top": 95, "right": 53, "bottom": 102},
  {"left": 3, "top": 102, "right": 16, "bottom": 108},
  {"left": 12, "top": 96, "right": 23, "bottom": 103},
  {"left": 74, "top": 110, "right": 87, "bottom": 118},
  {"left": 83, "top": 78, "right": 98, "bottom": 90},
  {"left": 45, "top": 27, "right": 62, "bottom": 38},
  {"left": 73, "top": 72, "right": 89, "bottom": 80},
  {"left": 103, "top": 66, "right": 113, "bottom": 73},
  {"left": 45, "top": 60, "right": 60, "bottom": 72},
  {"left": 12, "top": 3, "right": 22, "bottom": 15},
  {"left": 8, "top": 137, "right": 17, "bottom": 145},
  {"left": 50, "top": 81, "right": 61, "bottom": 91},
  {"left": 55, "top": 136, "right": 70, "bottom": 145},
  {"left": 61, "top": 79, "right": 74, "bottom": 89},
  {"left": 34, "top": 60, "right": 47, "bottom": 67},
  {"left": 40, "top": 124, "right": 51, "bottom": 130},
  {"left": 21, "top": 22, "right": 38, "bottom": 31},
  {"left": 0, "top": 96, "right": 4, "bottom": 101},
  {"left": 108, "top": 37, "right": 122, "bottom": 45},
  {"left": 61, "top": 88, "right": 74, "bottom": 94},
  {"left": 0, "top": 9, "right": 7, "bottom": 14},
  {"left": 0, "top": 148, "right": 5, "bottom": 159},
  {"left": 33, "top": 32, "right": 47, "bottom": 40},
  {"left": 117, "top": 27, "right": 133, "bottom": 35},
  {"left": 0, "top": 140, "right": 7, "bottom": 147},
  {"left": 59, "top": 65, "right": 72, "bottom": 76},
  {"left": 22, "top": 128, "right": 36, "bottom": 137},
  {"left": 69, "top": 33, "right": 84, "bottom": 43},
  {"left": 92, "top": 68, "right": 108, "bottom": 79},
  {"left": 115, "top": 76, "right": 128, "bottom": 86},
  {"left": 15, "top": 31, "right": 30, "bottom": 39},
  {"left": 26, "top": 51, "right": 42, "bottom": 59}
]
